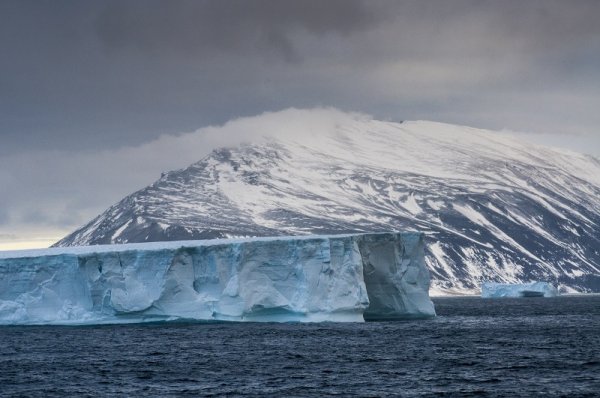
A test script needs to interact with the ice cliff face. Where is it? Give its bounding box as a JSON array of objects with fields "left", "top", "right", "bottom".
[
  {"left": 0, "top": 232, "right": 435, "bottom": 325},
  {"left": 481, "top": 282, "right": 559, "bottom": 298},
  {"left": 54, "top": 110, "right": 600, "bottom": 293}
]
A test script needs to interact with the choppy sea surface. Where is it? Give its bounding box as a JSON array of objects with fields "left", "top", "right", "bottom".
[{"left": 1, "top": 296, "right": 599, "bottom": 397}]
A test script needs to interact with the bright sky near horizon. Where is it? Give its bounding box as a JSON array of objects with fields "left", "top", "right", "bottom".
[{"left": 1, "top": 0, "right": 599, "bottom": 250}]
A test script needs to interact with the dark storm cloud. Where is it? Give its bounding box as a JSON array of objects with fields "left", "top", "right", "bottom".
[
  {"left": 95, "top": 0, "right": 381, "bottom": 61},
  {"left": 1, "top": 0, "right": 599, "bottom": 154},
  {"left": 0, "top": 0, "right": 387, "bottom": 154}
]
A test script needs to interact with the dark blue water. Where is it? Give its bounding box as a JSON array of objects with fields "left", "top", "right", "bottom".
[{"left": 1, "top": 296, "right": 599, "bottom": 397}]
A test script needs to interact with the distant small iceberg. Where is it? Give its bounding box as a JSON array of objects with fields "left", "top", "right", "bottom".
[{"left": 481, "top": 282, "right": 559, "bottom": 298}]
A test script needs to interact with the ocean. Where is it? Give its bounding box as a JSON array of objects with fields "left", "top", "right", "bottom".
[{"left": 1, "top": 296, "right": 599, "bottom": 397}]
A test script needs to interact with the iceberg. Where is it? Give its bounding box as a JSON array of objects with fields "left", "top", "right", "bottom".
[
  {"left": 0, "top": 232, "right": 436, "bottom": 325},
  {"left": 481, "top": 282, "right": 559, "bottom": 298}
]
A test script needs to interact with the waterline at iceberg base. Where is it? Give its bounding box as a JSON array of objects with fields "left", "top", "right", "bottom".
[{"left": 0, "top": 233, "right": 435, "bottom": 325}]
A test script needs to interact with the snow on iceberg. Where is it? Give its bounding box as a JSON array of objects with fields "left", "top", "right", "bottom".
[
  {"left": 481, "top": 282, "right": 559, "bottom": 298},
  {"left": 0, "top": 232, "right": 435, "bottom": 325}
]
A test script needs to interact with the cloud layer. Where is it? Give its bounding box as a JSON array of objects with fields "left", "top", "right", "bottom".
[{"left": 2, "top": 0, "right": 599, "bottom": 154}]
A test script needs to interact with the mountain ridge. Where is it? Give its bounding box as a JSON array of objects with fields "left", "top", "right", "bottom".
[{"left": 54, "top": 110, "right": 600, "bottom": 293}]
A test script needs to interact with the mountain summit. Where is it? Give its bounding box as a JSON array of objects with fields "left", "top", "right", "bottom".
[{"left": 55, "top": 110, "right": 600, "bottom": 293}]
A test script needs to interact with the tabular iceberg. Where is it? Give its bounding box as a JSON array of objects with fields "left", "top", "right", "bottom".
[
  {"left": 0, "top": 232, "right": 435, "bottom": 325},
  {"left": 481, "top": 282, "right": 559, "bottom": 298}
]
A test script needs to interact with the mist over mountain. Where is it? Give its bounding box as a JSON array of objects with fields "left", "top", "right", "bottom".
[{"left": 54, "top": 110, "right": 600, "bottom": 294}]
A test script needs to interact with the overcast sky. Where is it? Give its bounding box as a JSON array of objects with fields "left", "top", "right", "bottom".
[{"left": 1, "top": 0, "right": 600, "bottom": 249}]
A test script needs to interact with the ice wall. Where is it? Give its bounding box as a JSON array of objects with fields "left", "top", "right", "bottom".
[
  {"left": 0, "top": 233, "right": 435, "bottom": 325},
  {"left": 481, "top": 282, "right": 559, "bottom": 298}
]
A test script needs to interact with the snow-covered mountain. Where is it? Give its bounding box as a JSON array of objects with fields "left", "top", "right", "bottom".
[{"left": 55, "top": 110, "right": 600, "bottom": 293}]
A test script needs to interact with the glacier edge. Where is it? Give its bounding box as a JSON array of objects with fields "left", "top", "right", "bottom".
[{"left": 0, "top": 233, "right": 435, "bottom": 325}]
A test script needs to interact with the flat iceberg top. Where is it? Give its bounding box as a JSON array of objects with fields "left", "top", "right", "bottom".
[
  {"left": 481, "top": 282, "right": 559, "bottom": 298},
  {"left": 0, "top": 232, "right": 421, "bottom": 259},
  {"left": 0, "top": 232, "right": 434, "bottom": 324}
]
